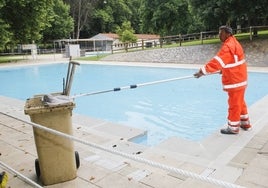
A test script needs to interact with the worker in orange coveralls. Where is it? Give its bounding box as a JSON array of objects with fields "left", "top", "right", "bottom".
[{"left": 194, "top": 25, "right": 251, "bottom": 134}]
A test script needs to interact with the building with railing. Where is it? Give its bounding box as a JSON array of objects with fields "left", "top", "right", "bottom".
[{"left": 52, "top": 33, "right": 160, "bottom": 56}]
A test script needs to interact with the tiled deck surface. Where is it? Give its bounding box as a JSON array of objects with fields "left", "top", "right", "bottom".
[{"left": 1, "top": 57, "right": 268, "bottom": 188}]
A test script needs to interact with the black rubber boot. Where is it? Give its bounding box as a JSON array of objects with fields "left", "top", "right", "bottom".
[
  {"left": 220, "top": 127, "right": 239, "bottom": 134},
  {"left": 240, "top": 125, "right": 252, "bottom": 131}
]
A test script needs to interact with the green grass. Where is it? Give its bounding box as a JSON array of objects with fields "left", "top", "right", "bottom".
[
  {"left": 0, "top": 56, "right": 24, "bottom": 63},
  {"left": 76, "top": 54, "right": 110, "bottom": 61},
  {"left": 235, "top": 30, "right": 268, "bottom": 40},
  {"left": 182, "top": 38, "right": 220, "bottom": 46},
  {"left": 150, "top": 30, "right": 268, "bottom": 50}
]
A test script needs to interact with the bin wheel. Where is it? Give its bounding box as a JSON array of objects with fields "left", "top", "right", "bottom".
[
  {"left": 35, "top": 159, "right": 41, "bottom": 178},
  {"left": 75, "top": 151, "right": 80, "bottom": 169}
]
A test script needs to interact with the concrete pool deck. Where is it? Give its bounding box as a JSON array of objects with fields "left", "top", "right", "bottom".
[{"left": 1, "top": 55, "right": 268, "bottom": 187}]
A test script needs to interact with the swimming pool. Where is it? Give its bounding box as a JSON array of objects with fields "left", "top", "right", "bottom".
[{"left": 1, "top": 63, "right": 268, "bottom": 146}]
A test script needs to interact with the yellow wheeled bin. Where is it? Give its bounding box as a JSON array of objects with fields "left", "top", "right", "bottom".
[{"left": 24, "top": 95, "right": 79, "bottom": 185}]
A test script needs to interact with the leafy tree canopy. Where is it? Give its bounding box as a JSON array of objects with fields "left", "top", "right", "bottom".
[
  {"left": 188, "top": 0, "right": 268, "bottom": 30},
  {"left": 42, "top": 1, "right": 74, "bottom": 42},
  {"left": 140, "top": 0, "right": 192, "bottom": 36},
  {"left": 0, "top": 0, "right": 268, "bottom": 52},
  {"left": 116, "top": 21, "right": 137, "bottom": 43},
  {"left": 2, "top": 0, "right": 54, "bottom": 44}
]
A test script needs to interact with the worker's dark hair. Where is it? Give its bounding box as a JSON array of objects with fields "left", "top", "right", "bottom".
[{"left": 219, "top": 25, "right": 233, "bottom": 35}]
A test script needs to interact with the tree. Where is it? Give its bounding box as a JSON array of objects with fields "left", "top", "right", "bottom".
[
  {"left": 124, "top": 0, "right": 143, "bottom": 33},
  {"left": 92, "top": 0, "right": 132, "bottom": 33},
  {"left": 0, "top": 1, "right": 12, "bottom": 51},
  {"left": 116, "top": 21, "right": 137, "bottom": 51},
  {"left": 64, "top": 0, "right": 96, "bottom": 39},
  {"left": 2, "top": 0, "right": 54, "bottom": 44},
  {"left": 116, "top": 21, "right": 137, "bottom": 42},
  {"left": 188, "top": 0, "right": 227, "bottom": 30},
  {"left": 236, "top": 0, "right": 268, "bottom": 26},
  {"left": 92, "top": 1, "right": 114, "bottom": 33},
  {"left": 187, "top": 3, "right": 205, "bottom": 33},
  {"left": 42, "top": 1, "right": 74, "bottom": 42},
  {"left": 140, "top": 0, "right": 192, "bottom": 36},
  {"left": 0, "top": 20, "right": 12, "bottom": 51},
  {"left": 188, "top": 0, "right": 268, "bottom": 31}
]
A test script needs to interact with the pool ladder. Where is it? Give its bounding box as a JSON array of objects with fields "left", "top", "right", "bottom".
[{"left": 63, "top": 57, "right": 80, "bottom": 96}]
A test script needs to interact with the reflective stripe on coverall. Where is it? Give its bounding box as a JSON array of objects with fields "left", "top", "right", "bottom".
[{"left": 201, "top": 35, "right": 250, "bottom": 131}]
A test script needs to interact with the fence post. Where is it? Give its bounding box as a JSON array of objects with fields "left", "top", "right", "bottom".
[
  {"left": 200, "top": 32, "right": 203, "bottom": 45},
  {"left": 160, "top": 38, "right": 163, "bottom": 48},
  {"left": 142, "top": 40, "right": 144, "bottom": 50},
  {"left": 249, "top": 26, "right": 253, "bottom": 41},
  {"left": 111, "top": 45, "right": 113, "bottom": 54},
  {"left": 125, "top": 43, "right": 128, "bottom": 52},
  {"left": 179, "top": 34, "right": 182, "bottom": 46}
]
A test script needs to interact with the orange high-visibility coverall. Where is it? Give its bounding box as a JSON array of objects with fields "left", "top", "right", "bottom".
[{"left": 201, "top": 35, "right": 250, "bottom": 132}]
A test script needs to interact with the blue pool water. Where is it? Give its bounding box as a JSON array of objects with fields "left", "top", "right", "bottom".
[{"left": 1, "top": 63, "right": 268, "bottom": 146}]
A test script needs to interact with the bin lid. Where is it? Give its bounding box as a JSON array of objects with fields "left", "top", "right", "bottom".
[{"left": 24, "top": 94, "right": 75, "bottom": 115}]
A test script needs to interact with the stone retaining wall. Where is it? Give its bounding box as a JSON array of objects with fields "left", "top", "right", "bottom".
[{"left": 101, "top": 39, "right": 268, "bottom": 67}]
